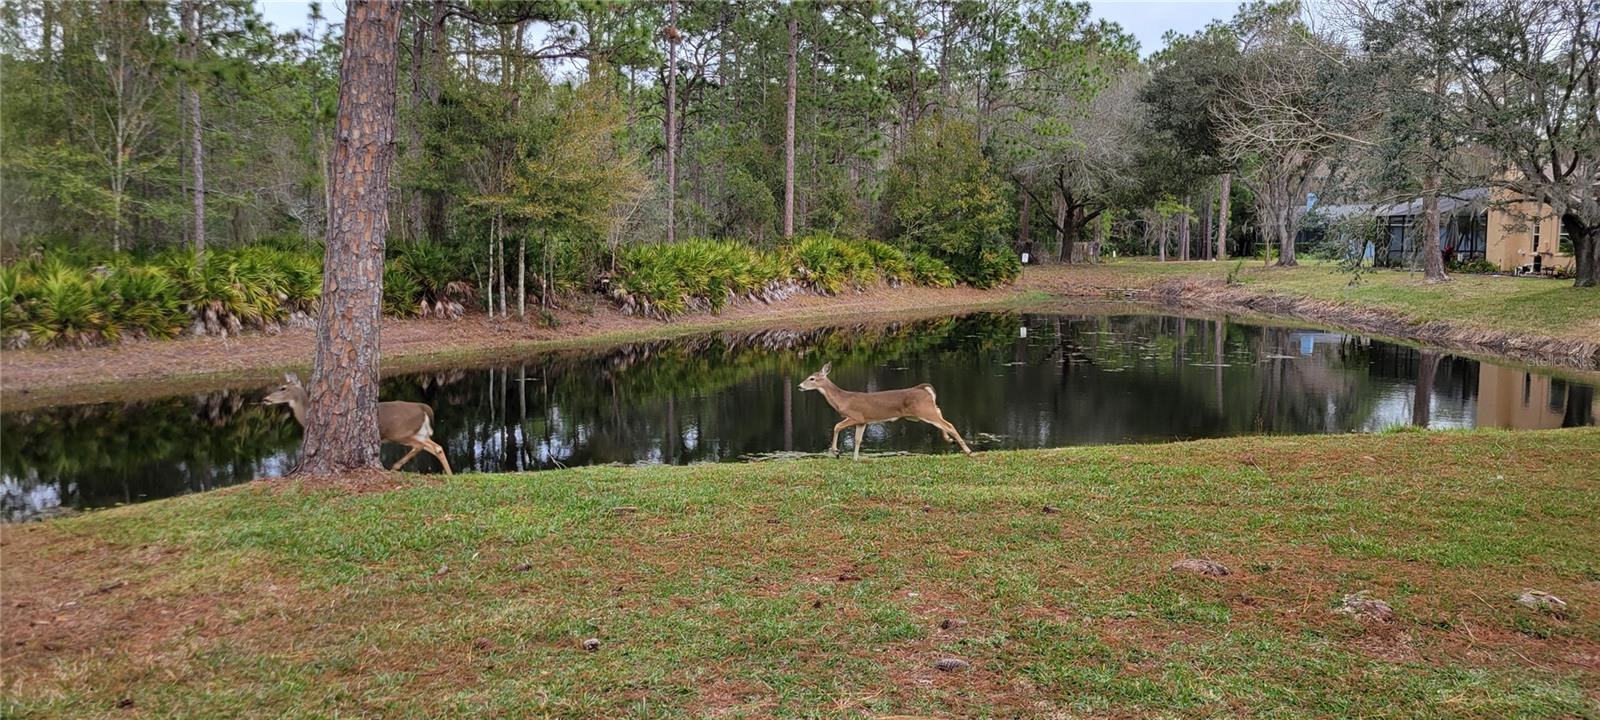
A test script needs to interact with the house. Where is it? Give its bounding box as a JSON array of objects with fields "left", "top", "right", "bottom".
[{"left": 1306, "top": 187, "right": 1575, "bottom": 273}]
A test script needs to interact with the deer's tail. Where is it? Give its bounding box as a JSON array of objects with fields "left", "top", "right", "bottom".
[{"left": 917, "top": 383, "right": 936, "bottom": 401}]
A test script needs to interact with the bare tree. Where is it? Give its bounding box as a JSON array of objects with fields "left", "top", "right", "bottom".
[
  {"left": 1217, "top": 24, "right": 1372, "bottom": 266},
  {"left": 1449, "top": 0, "right": 1599, "bottom": 287},
  {"left": 298, "top": 0, "right": 402, "bottom": 475}
]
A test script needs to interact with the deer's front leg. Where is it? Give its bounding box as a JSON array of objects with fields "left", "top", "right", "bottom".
[{"left": 830, "top": 419, "right": 854, "bottom": 457}]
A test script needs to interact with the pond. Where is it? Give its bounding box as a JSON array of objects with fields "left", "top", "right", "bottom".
[{"left": 3, "top": 310, "right": 1596, "bottom": 522}]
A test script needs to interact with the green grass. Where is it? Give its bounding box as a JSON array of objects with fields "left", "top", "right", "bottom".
[
  {"left": 1046, "top": 259, "right": 1600, "bottom": 343},
  {"left": 4, "top": 428, "right": 1598, "bottom": 718}
]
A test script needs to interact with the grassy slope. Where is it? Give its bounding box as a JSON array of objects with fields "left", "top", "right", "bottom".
[
  {"left": 1026, "top": 260, "right": 1600, "bottom": 343},
  {"left": 4, "top": 429, "right": 1599, "bottom": 718}
]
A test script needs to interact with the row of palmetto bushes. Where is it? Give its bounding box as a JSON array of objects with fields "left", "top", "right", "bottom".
[
  {"left": 608, "top": 234, "right": 962, "bottom": 319},
  {"left": 1, "top": 233, "right": 985, "bottom": 348},
  {"left": 1, "top": 242, "right": 471, "bottom": 349}
]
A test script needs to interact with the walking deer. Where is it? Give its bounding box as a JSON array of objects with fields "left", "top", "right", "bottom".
[
  {"left": 798, "top": 362, "right": 973, "bottom": 460},
  {"left": 263, "top": 373, "right": 453, "bottom": 474}
]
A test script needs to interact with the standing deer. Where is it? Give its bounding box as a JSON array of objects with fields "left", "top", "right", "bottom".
[
  {"left": 798, "top": 362, "right": 973, "bottom": 460},
  {"left": 263, "top": 373, "right": 453, "bottom": 474}
]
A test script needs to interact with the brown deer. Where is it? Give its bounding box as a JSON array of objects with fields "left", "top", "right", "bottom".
[
  {"left": 798, "top": 362, "right": 973, "bottom": 460},
  {"left": 263, "top": 373, "right": 453, "bottom": 474}
]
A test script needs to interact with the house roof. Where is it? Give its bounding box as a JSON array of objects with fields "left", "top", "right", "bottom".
[
  {"left": 1303, "top": 187, "right": 1493, "bottom": 221},
  {"left": 1372, "top": 187, "right": 1491, "bottom": 217}
]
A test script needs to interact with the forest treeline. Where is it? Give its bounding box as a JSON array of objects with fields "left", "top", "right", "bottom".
[{"left": 1, "top": 0, "right": 1596, "bottom": 342}]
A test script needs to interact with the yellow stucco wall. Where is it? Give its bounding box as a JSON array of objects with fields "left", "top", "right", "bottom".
[{"left": 1485, "top": 191, "right": 1572, "bottom": 272}]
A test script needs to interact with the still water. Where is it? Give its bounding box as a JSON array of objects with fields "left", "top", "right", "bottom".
[{"left": 3, "top": 311, "right": 1596, "bottom": 521}]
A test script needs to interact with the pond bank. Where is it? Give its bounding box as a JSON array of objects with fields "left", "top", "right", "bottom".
[
  {"left": 1018, "top": 262, "right": 1600, "bottom": 371},
  {"left": 5, "top": 262, "right": 1597, "bottom": 408},
  {"left": 3, "top": 428, "right": 1596, "bottom": 717},
  {"left": 0, "top": 283, "right": 1030, "bottom": 409},
  {"left": 1138, "top": 276, "right": 1600, "bottom": 371}
]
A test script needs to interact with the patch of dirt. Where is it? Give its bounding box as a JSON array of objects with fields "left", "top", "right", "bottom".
[
  {"left": 266, "top": 468, "right": 426, "bottom": 496},
  {"left": 0, "top": 525, "right": 311, "bottom": 687}
]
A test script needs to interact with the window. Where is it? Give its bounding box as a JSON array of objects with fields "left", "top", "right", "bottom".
[
  {"left": 1532, "top": 216, "right": 1542, "bottom": 252},
  {"left": 1559, "top": 224, "right": 1574, "bottom": 254}
]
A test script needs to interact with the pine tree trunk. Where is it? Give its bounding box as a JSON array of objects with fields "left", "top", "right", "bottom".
[
  {"left": 1017, "top": 191, "right": 1031, "bottom": 260},
  {"left": 1201, "top": 189, "right": 1213, "bottom": 260},
  {"left": 518, "top": 231, "right": 526, "bottom": 320},
  {"left": 783, "top": 15, "right": 797, "bottom": 239},
  {"left": 1420, "top": 169, "right": 1448, "bottom": 281},
  {"left": 1216, "top": 173, "right": 1231, "bottom": 261},
  {"left": 1179, "top": 198, "right": 1191, "bottom": 261},
  {"left": 299, "top": 0, "right": 401, "bottom": 476},
  {"left": 664, "top": 0, "right": 679, "bottom": 244},
  {"left": 1053, "top": 191, "right": 1067, "bottom": 263},
  {"left": 422, "top": 0, "right": 447, "bottom": 241},
  {"left": 183, "top": 0, "right": 206, "bottom": 262}
]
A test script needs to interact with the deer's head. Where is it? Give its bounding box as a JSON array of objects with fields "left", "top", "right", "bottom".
[
  {"left": 798, "top": 363, "right": 832, "bottom": 392},
  {"left": 263, "top": 373, "right": 308, "bottom": 408}
]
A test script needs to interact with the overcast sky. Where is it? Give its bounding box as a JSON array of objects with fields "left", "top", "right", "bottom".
[{"left": 254, "top": 0, "right": 1247, "bottom": 58}]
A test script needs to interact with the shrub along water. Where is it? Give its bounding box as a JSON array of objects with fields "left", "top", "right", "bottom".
[
  {"left": 2, "top": 233, "right": 972, "bottom": 346},
  {"left": 2, "top": 245, "right": 467, "bottom": 349},
  {"left": 610, "top": 234, "right": 961, "bottom": 319}
]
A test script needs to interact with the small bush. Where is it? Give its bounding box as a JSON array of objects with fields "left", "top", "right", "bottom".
[
  {"left": 906, "top": 251, "right": 958, "bottom": 288},
  {"left": 790, "top": 234, "right": 877, "bottom": 295},
  {"left": 613, "top": 238, "right": 792, "bottom": 318},
  {"left": 1447, "top": 258, "right": 1498, "bottom": 275}
]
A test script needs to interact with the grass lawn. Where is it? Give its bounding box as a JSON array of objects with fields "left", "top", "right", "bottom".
[
  {"left": 4, "top": 428, "right": 1599, "bottom": 718},
  {"left": 1025, "top": 260, "right": 1600, "bottom": 344}
]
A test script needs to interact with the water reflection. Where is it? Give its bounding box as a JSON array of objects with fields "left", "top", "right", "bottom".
[{"left": 2, "top": 312, "right": 1594, "bottom": 521}]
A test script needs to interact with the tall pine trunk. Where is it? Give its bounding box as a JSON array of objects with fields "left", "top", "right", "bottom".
[
  {"left": 664, "top": 0, "right": 679, "bottom": 244},
  {"left": 1216, "top": 173, "right": 1231, "bottom": 260},
  {"left": 183, "top": 0, "right": 206, "bottom": 262},
  {"left": 783, "top": 15, "right": 797, "bottom": 239},
  {"left": 422, "top": 0, "right": 447, "bottom": 241},
  {"left": 299, "top": 0, "right": 401, "bottom": 475}
]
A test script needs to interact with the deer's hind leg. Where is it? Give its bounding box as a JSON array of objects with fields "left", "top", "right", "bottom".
[
  {"left": 925, "top": 408, "right": 973, "bottom": 455},
  {"left": 391, "top": 443, "right": 424, "bottom": 471},
  {"left": 422, "top": 439, "right": 453, "bottom": 475},
  {"left": 853, "top": 424, "right": 867, "bottom": 461}
]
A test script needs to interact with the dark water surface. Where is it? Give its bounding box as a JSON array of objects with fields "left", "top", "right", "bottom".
[{"left": 4, "top": 311, "right": 1596, "bottom": 521}]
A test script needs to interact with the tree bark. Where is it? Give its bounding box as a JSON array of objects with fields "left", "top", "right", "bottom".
[
  {"left": 1568, "top": 217, "right": 1599, "bottom": 288},
  {"left": 299, "top": 0, "right": 401, "bottom": 476},
  {"left": 183, "top": 0, "right": 206, "bottom": 261},
  {"left": 518, "top": 230, "right": 526, "bottom": 319},
  {"left": 1201, "top": 189, "right": 1213, "bottom": 260},
  {"left": 1216, "top": 173, "right": 1231, "bottom": 260},
  {"left": 1179, "top": 198, "right": 1191, "bottom": 261},
  {"left": 664, "top": 0, "right": 679, "bottom": 244},
  {"left": 1420, "top": 169, "right": 1448, "bottom": 281},
  {"left": 1017, "top": 191, "right": 1031, "bottom": 260},
  {"left": 1053, "top": 190, "right": 1067, "bottom": 262},
  {"left": 783, "top": 15, "right": 797, "bottom": 239}
]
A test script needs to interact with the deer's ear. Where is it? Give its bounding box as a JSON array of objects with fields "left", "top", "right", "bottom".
[
  {"left": 285, "top": 372, "right": 301, "bottom": 385},
  {"left": 819, "top": 362, "right": 831, "bottom": 376}
]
